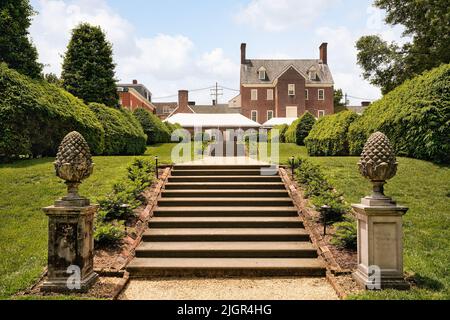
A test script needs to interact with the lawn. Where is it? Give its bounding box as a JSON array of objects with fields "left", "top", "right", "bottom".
[
  {"left": 269, "top": 143, "right": 450, "bottom": 300},
  {"left": 0, "top": 144, "right": 177, "bottom": 299}
]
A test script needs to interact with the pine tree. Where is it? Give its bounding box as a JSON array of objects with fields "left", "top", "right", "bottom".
[
  {"left": 0, "top": 0, "right": 43, "bottom": 78},
  {"left": 62, "top": 23, "right": 118, "bottom": 107}
]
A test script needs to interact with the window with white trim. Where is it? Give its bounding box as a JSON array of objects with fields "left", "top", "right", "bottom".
[
  {"left": 163, "top": 106, "right": 171, "bottom": 114},
  {"left": 309, "top": 71, "right": 317, "bottom": 81},
  {"left": 251, "top": 110, "right": 258, "bottom": 122},
  {"left": 267, "top": 89, "right": 274, "bottom": 101},
  {"left": 259, "top": 70, "right": 266, "bottom": 80},
  {"left": 288, "top": 84, "right": 295, "bottom": 96},
  {"left": 318, "top": 89, "right": 325, "bottom": 100},
  {"left": 251, "top": 89, "right": 258, "bottom": 101},
  {"left": 318, "top": 110, "right": 325, "bottom": 118},
  {"left": 305, "top": 89, "right": 309, "bottom": 100},
  {"left": 267, "top": 110, "right": 274, "bottom": 121}
]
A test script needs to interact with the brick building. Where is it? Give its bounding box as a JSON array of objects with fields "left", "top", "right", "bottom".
[
  {"left": 117, "top": 80, "right": 156, "bottom": 113},
  {"left": 238, "top": 43, "right": 334, "bottom": 124}
]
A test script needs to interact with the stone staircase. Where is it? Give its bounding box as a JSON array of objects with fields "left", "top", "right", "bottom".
[{"left": 127, "top": 164, "right": 326, "bottom": 277}]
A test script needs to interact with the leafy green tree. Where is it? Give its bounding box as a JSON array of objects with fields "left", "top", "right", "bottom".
[
  {"left": 356, "top": 0, "right": 450, "bottom": 94},
  {"left": 44, "top": 73, "right": 62, "bottom": 86},
  {"left": 0, "top": 0, "right": 43, "bottom": 78},
  {"left": 334, "top": 89, "right": 347, "bottom": 112},
  {"left": 62, "top": 23, "right": 118, "bottom": 107}
]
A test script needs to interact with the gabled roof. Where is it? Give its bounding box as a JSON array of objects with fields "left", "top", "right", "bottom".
[
  {"left": 165, "top": 113, "right": 261, "bottom": 128},
  {"left": 241, "top": 59, "right": 334, "bottom": 85}
]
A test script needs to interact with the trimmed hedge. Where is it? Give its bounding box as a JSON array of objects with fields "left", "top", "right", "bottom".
[
  {"left": 133, "top": 108, "right": 171, "bottom": 144},
  {"left": 89, "top": 103, "right": 147, "bottom": 155},
  {"left": 305, "top": 111, "right": 359, "bottom": 156},
  {"left": 285, "top": 112, "right": 317, "bottom": 145},
  {"left": 348, "top": 64, "right": 450, "bottom": 163},
  {"left": 0, "top": 63, "right": 105, "bottom": 160}
]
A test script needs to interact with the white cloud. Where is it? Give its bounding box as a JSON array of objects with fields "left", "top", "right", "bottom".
[
  {"left": 235, "top": 0, "right": 339, "bottom": 32},
  {"left": 29, "top": 0, "right": 239, "bottom": 104}
]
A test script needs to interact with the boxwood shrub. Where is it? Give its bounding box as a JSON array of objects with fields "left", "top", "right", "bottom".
[
  {"left": 285, "top": 112, "right": 317, "bottom": 145},
  {"left": 89, "top": 103, "right": 147, "bottom": 155},
  {"left": 305, "top": 110, "right": 359, "bottom": 156},
  {"left": 0, "top": 63, "right": 105, "bottom": 161},
  {"left": 133, "top": 108, "right": 172, "bottom": 144},
  {"left": 348, "top": 63, "right": 450, "bottom": 164}
]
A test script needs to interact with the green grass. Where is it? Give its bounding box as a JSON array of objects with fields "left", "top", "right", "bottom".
[
  {"left": 271, "top": 143, "right": 450, "bottom": 300},
  {"left": 0, "top": 144, "right": 177, "bottom": 299}
]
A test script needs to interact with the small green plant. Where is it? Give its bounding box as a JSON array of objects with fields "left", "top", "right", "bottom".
[
  {"left": 294, "top": 157, "right": 349, "bottom": 223},
  {"left": 94, "top": 220, "right": 126, "bottom": 245},
  {"left": 331, "top": 220, "right": 357, "bottom": 249}
]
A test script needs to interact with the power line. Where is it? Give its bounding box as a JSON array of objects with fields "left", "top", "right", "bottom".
[{"left": 152, "top": 86, "right": 215, "bottom": 100}]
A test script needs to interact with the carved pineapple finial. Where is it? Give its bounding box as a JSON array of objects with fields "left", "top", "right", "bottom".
[
  {"left": 54, "top": 131, "right": 94, "bottom": 206},
  {"left": 358, "top": 132, "right": 398, "bottom": 199}
]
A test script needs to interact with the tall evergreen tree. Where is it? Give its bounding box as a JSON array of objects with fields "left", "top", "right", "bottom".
[
  {"left": 62, "top": 23, "right": 118, "bottom": 107},
  {"left": 0, "top": 0, "right": 43, "bottom": 78}
]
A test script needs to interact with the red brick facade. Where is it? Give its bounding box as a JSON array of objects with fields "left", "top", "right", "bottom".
[
  {"left": 119, "top": 89, "right": 155, "bottom": 113},
  {"left": 240, "top": 43, "right": 334, "bottom": 124}
]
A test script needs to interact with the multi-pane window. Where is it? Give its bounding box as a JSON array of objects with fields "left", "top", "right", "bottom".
[
  {"left": 163, "top": 106, "right": 171, "bottom": 114},
  {"left": 288, "top": 84, "right": 295, "bottom": 96},
  {"left": 267, "top": 110, "right": 274, "bottom": 121},
  {"left": 251, "top": 110, "right": 258, "bottom": 122},
  {"left": 318, "top": 89, "right": 325, "bottom": 100},
  {"left": 318, "top": 110, "right": 325, "bottom": 118},
  {"left": 251, "top": 89, "right": 258, "bottom": 101},
  {"left": 305, "top": 89, "right": 309, "bottom": 100},
  {"left": 267, "top": 89, "right": 274, "bottom": 100}
]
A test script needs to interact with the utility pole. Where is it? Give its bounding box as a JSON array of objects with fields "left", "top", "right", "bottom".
[{"left": 210, "top": 82, "right": 223, "bottom": 105}]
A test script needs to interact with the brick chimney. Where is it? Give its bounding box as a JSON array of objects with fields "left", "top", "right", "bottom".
[
  {"left": 241, "top": 43, "right": 247, "bottom": 65},
  {"left": 132, "top": 79, "right": 138, "bottom": 84},
  {"left": 177, "top": 90, "right": 192, "bottom": 113},
  {"left": 319, "top": 43, "right": 328, "bottom": 65}
]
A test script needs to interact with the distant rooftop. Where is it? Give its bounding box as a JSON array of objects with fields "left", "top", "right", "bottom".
[{"left": 165, "top": 113, "right": 261, "bottom": 128}]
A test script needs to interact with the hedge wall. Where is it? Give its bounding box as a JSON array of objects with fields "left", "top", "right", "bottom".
[
  {"left": 0, "top": 63, "right": 105, "bottom": 161},
  {"left": 89, "top": 103, "right": 147, "bottom": 155},
  {"left": 348, "top": 64, "right": 450, "bottom": 164},
  {"left": 285, "top": 112, "right": 317, "bottom": 145},
  {"left": 269, "top": 124, "right": 289, "bottom": 143},
  {"left": 305, "top": 110, "right": 359, "bottom": 156},
  {"left": 133, "top": 108, "right": 172, "bottom": 144}
]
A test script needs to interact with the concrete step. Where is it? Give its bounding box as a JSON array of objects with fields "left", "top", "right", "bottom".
[
  {"left": 153, "top": 206, "right": 299, "bottom": 217},
  {"left": 142, "top": 228, "right": 310, "bottom": 242},
  {"left": 135, "top": 242, "right": 318, "bottom": 258},
  {"left": 161, "top": 189, "right": 289, "bottom": 198},
  {"left": 172, "top": 169, "right": 269, "bottom": 176},
  {"left": 157, "top": 197, "right": 293, "bottom": 207},
  {"left": 168, "top": 176, "right": 282, "bottom": 183},
  {"left": 148, "top": 216, "right": 304, "bottom": 228},
  {"left": 164, "top": 182, "right": 286, "bottom": 190},
  {"left": 174, "top": 165, "right": 273, "bottom": 170},
  {"left": 127, "top": 258, "right": 326, "bottom": 277}
]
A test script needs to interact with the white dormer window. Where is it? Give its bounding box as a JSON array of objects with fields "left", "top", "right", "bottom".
[
  {"left": 308, "top": 66, "right": 317, "bottom": 81},
  {"left": 258, "top": 67, "right": 267, "bottom": 80}
]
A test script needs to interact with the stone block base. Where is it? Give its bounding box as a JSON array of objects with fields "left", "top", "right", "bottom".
[
  {"left": 353, "top": 269, "right": 410, "bottom": 290},
  {"left": 41, "top": 271, "right": 98, "bottom": 293}
]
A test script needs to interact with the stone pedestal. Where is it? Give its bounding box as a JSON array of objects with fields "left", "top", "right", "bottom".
[
  {"left": 41, "top": 204, "right": 99, "bottom": 293},
  {"left": 352, "top": 197, "right": 410, "bottom": 290}
]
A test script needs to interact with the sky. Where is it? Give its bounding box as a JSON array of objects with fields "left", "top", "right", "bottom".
[{"left": 29, "top": 0, "right": 406, "bottom": 105}]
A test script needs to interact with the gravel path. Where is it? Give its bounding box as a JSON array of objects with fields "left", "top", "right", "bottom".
[{"left": 120, "top": 277, "right": 338, "bottom": 300}]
